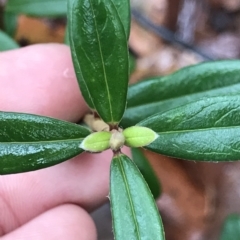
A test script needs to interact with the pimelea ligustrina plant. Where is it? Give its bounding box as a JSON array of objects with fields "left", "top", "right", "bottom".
[{"left": 2, "top": 0, "right": 240, "bottom": 239}]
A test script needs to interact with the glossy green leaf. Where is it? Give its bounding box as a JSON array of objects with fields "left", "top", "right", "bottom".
[
  {"left": 0, "top": 30, "right": 19, "bottom": 51},
  {"left": 139, "top": 95, "right": 240, "bottom": 161},
  {"left": 0, "top": 112, "right": 91, "bottom": 174},
  {"left": 5, "top": 0, "right": 67, "bottom": 17},
  {"left": 131, "top": 148, "right": 161, "bottom": 198},
  {"left": 122, "top": 60, "right": 240, "bottom": 127},
  {"left": 220, "top": 214, "right": 240, "bottom": 240},
  {"left": 110, "top": 153, "right": 165, "bottom": 240},
  {"left": 111, "top": 0, "right": 130, "bottom": 39},
  {"left": 67, "top": 0, "right": 94, "bottom": 110},
  {"left": 3, "top": 12, "right": 18, "bottom": 37},
  {"left": 68, "top": 0, "right": 129, "bottom": 124}
]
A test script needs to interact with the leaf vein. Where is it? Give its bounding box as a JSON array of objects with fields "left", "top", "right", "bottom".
[
  {"left": 118, "top": 155, "right": 141, "bottom": 239},
  {"left": 0, "top": 138, "right": 84, "bottom": 145},
  {"left": 214, "top": 106, "right": 240, "bottom": 126},
  {"left": 155, "top": 125, "right": 240, "bottom": 134}
]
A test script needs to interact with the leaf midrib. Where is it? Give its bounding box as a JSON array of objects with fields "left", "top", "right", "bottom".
[
  {"left": 118, "top": 155, "right": 141, "bottom": 239},
  {"left": 150, "top": 125, "right": 240, "bottom": 135},
  {"left": 89, "top": 0, "right": 114, "bottom": 122},
  {"left": 0, "top": 138, "right": 85, "bottom": 145}
]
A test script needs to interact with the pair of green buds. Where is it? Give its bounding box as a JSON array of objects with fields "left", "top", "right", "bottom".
[{"left": 80, "top": 125, "right": 159, "bottom": 153}]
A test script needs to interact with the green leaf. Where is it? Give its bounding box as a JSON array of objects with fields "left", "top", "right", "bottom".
[
  {"left": 123, "top": 126, "right": 158, "bottom": 148},
  {"left": 220, "top": 214, "right": 240, "bottom": 240},
  {"left": 0, "top": 112, "right": 91, "bottom": 174},
  {"left": 3, "top": 12, "right": 18, "bottom": 37},
  {"left": 122, "top": 60, "right": 240, "bottom": 127},
  {"left": 80, "top": 131, "right": 111, "bottom": 152},
  {"left": 0, "top": 30, "right": 19, "bottom": 51},
  {"left": 68, "top": 0, "right": 129, "bottom": 124},
  {"left": 5, "top": 0, "right": 67, "bottom": 17},
  {"left": 139, "top": 95, "right": 240, "bottom": 161},
  {"left": 131, "top": 148, "right": 161, "bottom": 198},
  {"left": 110, "top": 153, "right": 165, "bottom": 240},
  {"left": 111, "top": 0, "right": 130, "bottom": 39}
]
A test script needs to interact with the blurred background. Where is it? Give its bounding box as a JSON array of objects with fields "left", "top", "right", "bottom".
[{"left": 1, "top": 0, "right": 240, "bottom": 239}]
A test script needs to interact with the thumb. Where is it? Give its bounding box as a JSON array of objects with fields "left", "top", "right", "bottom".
[{"left": 0, "top": 43, "right": 88, "bottom": 122}]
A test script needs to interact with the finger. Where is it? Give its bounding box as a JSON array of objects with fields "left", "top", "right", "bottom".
[
  {"left": 0, "top": 148, "right": 131, "bottom": 234},
  {"left": 0, "top": 149, "right": 115, "bottom": 234},
  {"left": 1, "top": 204, "right": 97, "bottom": 240},
  {"left": 0, "top": 43, "right": 88, "bottom": 122}
]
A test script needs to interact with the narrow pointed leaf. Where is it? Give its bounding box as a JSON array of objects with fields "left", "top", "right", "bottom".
[
  {"left": 122, "top": 60, "right": 240, "bottom": 127},
  {"left": 68, "top": 0, "right": 94, "bottom": 109},
  {"left": 0, "top": 112, "right": 91, "bottom": 174},
  {"left": 139, "top": 95, "right": 240, "bottom": 161},
  {"left": 131, "top": 148, "right": 161, "bottom": 198},
  {"left": 110, "top": 153, "right": 165, "bottom": 240},
  {"left": 111, "top": 0, "right": 130, "bottom": 38},
  {"left": 5, "top": 0, "right": 67, "bottom": 17},
  {"left": 0, "top": 30, "right": 19, "bottom": 51},
  {"left": 220, "top": 214, "right": 240, "bottom": 240},
  {"left": 68, "top": 0, "right": 129, "bottom": 124}
]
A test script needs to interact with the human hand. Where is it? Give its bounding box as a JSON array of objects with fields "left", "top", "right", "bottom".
[{"left": 0, "top": 44, "right": 126, "bottom": 239}]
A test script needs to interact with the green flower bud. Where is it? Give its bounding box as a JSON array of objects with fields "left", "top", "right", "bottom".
[
  {"left": 123, "top": 126, "right": 158, "bottom": 148},
  {"left": 80, "top": 131, "right": 111, "bottom": 152}
]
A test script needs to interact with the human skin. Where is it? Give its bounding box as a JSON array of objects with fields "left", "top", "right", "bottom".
[{"left": 0, "top": 44, "right": 128, "bottom": 239}]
